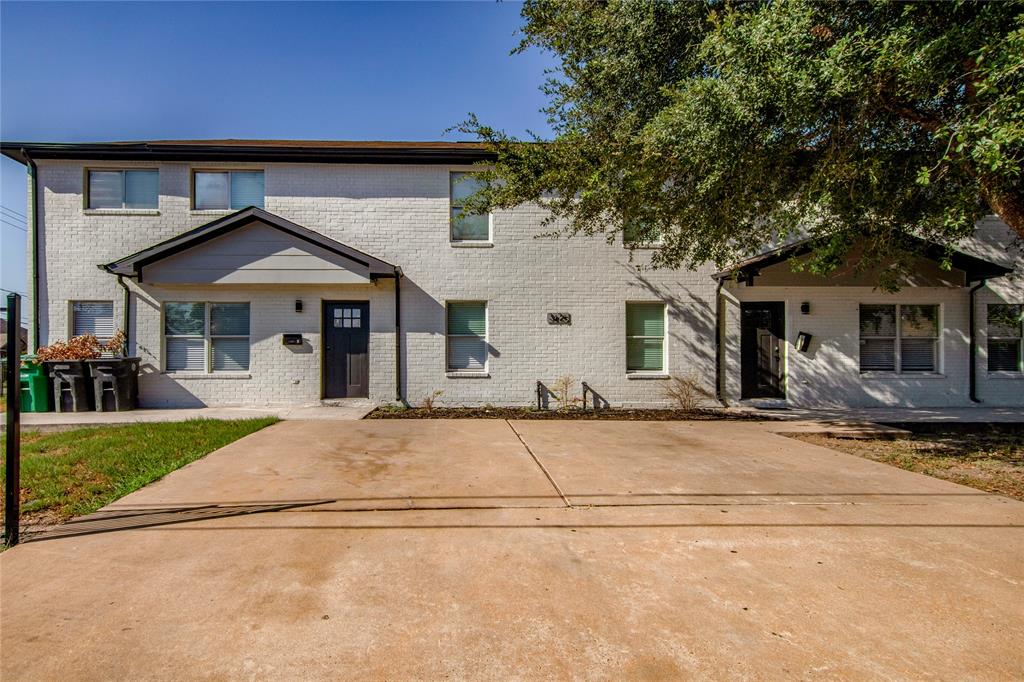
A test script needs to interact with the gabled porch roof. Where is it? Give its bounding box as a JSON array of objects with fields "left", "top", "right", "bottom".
[
  {"left": 102, "top": 206, "right": 398, "bottom": 281},
  {"left": 712, "top": 236, "right": 1013, "bottom": 284}
]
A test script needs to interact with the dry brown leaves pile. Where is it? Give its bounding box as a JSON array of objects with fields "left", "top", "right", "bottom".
[{"left": 35, "top": 330, "right": 126, "bottom": 362}]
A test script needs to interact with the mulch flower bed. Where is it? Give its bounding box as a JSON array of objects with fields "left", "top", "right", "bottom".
[{"left": 366, "top": 406, "right": 775, "bottom": 421}]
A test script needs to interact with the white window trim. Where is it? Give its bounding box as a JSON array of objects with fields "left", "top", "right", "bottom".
[
  {"left": 445, "top": 300, "right": 489, "bottom": 374},
  {"left": 625, "top": 301, "right": 668, "bottom": 374},
  {"left": 859, "top": 303, "right": 943, "bottom": 375},
  {"left": 986, "top": 304, "right": 1024, "bottom": 375},
  {"left": 163, "top": 302, "right": 250, "bottom": 374},
  {"left": 191, "top": 169, "right": 265, "bottom": 211},
  {"left": 449, "top": 171, "right": 493, "bottom": 245},
  {"left": 85, "top": 168, "right": 159, "bottom": 210}
]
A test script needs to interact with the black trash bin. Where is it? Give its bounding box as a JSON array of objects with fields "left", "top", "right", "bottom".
[
  {"left": 45, "top": 360, "right": 95, "bottom": 413},
  {"left": 86, "top": 357, "right": 140, "bottom": 412}
]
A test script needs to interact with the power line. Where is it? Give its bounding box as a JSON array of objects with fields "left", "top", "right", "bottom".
[
  {"left": 1, "top": 218, "right": 27, "bottom": 232},
  {"left": 1, "top": 205, "right": 28, "bottom": 220}
]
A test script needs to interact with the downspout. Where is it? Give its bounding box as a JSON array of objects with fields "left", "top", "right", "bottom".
[
  {"left": 22, "top": 149, "right": 40, "bottom": 351},
  {"left": 116, "top": 274, "right": 131, "bottom": 355},
  {"left": 394, "top": 267, "right": 403, "bottom": 403},
  {"left": 714, "top": 278, "right": 727, "bottom": 407},
  {"left": 968, "top": 279, "right": 986, "bottom": 403}
]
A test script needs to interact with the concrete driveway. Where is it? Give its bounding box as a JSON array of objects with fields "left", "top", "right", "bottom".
[{"left": 2, "top": 420, "right": 1022, "bottom": 680}]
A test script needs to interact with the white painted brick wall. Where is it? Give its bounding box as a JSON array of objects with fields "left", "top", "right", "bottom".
[{"left": 27, "top": 159, "right": 1024, "bottom": 408}]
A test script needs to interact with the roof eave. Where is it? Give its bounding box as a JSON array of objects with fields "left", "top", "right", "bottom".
[{"left": 1, "top": 142, "right": 496, "bottom": 165}]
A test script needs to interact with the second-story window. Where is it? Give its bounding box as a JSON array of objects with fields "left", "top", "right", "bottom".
[
  {"left": 193, "top": 171, "right": 264, "bottom": 210},
  {"left": 88, "top": 170, "right": 158, "bottom": 209},
  {"left": 450, "top": 172, "right": 490, "bottom": 242}
]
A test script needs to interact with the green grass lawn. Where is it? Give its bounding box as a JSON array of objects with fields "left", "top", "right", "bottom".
[{"left": 1, "top": 418, "right": 278, "bottom": 527}]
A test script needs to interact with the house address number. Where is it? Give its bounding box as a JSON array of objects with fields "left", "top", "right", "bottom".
[{"left": 547, "top": 312, "right": 572, "bottom": 325}]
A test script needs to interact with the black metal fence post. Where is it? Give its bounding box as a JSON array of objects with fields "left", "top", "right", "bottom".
[{"left": 4, "top": 293, "right": 21, "bottom": 546}]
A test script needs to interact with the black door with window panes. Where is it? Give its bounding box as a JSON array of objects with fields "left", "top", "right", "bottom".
[{"left": 322, "top": 301, "right": 369, "bottom": 398}]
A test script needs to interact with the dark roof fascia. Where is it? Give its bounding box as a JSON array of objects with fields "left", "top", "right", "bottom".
[
  {"left": 1, "top": 141, "right": 496, "bottom": 165},
  {"left": 713, "top": 236, "right": 1013, "bottom": 283},
  {"left": 103, "top": 206, "right": 397, "bottom": 279}
]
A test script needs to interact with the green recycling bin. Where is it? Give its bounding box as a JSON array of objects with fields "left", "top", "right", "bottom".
[{"left": 19, "top": 355, "right": 53, "bottom": 412}]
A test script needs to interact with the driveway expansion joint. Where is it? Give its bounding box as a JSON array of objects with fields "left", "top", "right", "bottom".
[{"left": 505, "top": 419, "right": 572, "bottom": 508}]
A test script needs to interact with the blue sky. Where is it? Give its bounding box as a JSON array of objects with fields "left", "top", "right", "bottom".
[{"left": 0, "top": 1, "right": 555, "bottom": 321}]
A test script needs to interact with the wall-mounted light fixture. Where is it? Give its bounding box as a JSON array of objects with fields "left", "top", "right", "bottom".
[
  {"left": 800, "top": 302, "right": 810, "bottom": 315},
  {"left": 796, "top": 331, "right": 813, "bottom": 352},
  {"left": 295, "top": 299, "right": 303, "bottom": 313}
]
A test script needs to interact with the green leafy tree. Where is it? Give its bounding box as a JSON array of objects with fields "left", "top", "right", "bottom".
[{"left": 459, "top": 0, "right": 1024, "bottom": 288}]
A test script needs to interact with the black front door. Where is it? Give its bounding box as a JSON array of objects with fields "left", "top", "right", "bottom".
[
  {"left": 740, "top": 302, "right": 785, "bottom": 399},
  {"left": 323, "top": 301, "right": 369, "bottom": 398}
]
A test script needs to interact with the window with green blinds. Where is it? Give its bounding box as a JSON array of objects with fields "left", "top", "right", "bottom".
[
  {"left": 447, "top": 302, "right": 487, "bottom": 371},
  {"left": 626, "top": 303, "right": 665, "bottom": 372}
]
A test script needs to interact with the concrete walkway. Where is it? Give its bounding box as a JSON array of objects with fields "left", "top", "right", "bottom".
[
  {"left": 5, "top": 400, "right": 375, "bottom": 431},
  {"left": 2, "top": 420, "right": 1022, "bottom": 680},
  {"left": 745, "top": 404, "right": 1024, "bottom": 423},
  {"left": 6, "top": 402, "right": 1021, "bottom": 433}
]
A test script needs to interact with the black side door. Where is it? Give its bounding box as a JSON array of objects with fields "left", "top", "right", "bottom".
[
  {"left": 740, "top": 302, "right": 785, "bottom": 399},
  {"left": 323, "top": 301, "right": 369, "bottom": 398}
]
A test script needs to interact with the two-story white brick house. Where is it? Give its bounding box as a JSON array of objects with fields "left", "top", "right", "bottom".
[{"left": 2, "top": 139, "right": 1022, "bottom": 409}]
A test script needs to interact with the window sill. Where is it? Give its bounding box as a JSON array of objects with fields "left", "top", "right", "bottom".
[
  {"left": 450, "top": 241, "right": 494, "bottom": 248},
  {"left": 987, "top": 371, "right": 1024, "bottom": 379},
  {"left": 190, "top": 209, "right": 235, "bottom": 216},
  {"left": 163, "top": 372, "right": 252, "bottom": 380},
  {"left": 84, "top": 209, "right": 160, "bottom": 216},
  {"left": 446, "top": 371, "right": 490, "bottom": 379},
  {"left": 860, "top": 372, "right": 946, "bottom": 379},
  {"left": 626, "top": 372, "right": 670, "bottom": 380}
]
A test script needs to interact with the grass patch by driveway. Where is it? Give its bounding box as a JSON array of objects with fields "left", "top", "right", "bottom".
[
  {"left": 790, "top": 424, "right": 1024, "bottom": 501},
  {"left": 1, "top": 418, "right": 278, "bottom": 527}
]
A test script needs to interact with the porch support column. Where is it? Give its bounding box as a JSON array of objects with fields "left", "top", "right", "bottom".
[{"left": 394, "top": 267, "right": 403, "bottom": 404}]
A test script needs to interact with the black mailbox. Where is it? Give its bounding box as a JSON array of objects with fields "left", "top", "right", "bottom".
[{"left": 282, "top": 333, "right": 304, "bottom": 346}]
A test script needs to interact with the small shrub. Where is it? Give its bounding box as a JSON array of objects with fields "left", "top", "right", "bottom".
[
  {"left": 420, "top": 390, "right": 444, "bottom": 412},
  {"left": 662, "top": 373, "right": 713, "bottom": 412},
  {"left": 550, "top": 374, "right": 581, "bottom": 411}
]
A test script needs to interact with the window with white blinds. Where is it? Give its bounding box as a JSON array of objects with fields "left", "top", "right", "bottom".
[
  {"left": 859, "top": 304, "right": 939, "bottom": 373},
  {"left": 72, "top": 301, "right": 115, "bottom": 342},
  {"left": 88, "top": 170, "right": 158, "bottom": 209},
  {"left": 447, "top": 302, "right": 487, "bottom": 371},
  {"left": 988, "top": 304, "right": 1023, "bottom": 373},
  {"left": 164, "top": 302, "right": 250, "bottom": 373},
  {"left": 193, "top": 171, "right": 264, "bottom": 210}
]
